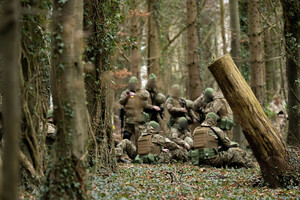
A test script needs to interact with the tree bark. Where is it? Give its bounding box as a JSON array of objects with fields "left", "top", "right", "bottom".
[
  {"left": 219, "top": 0, "right": 227, "bottom": 55},
  {"left": 45, "top": 0, "right": 89, "bottom": 198},
  {"left": 248, "top": 0, "right": 264, "bottom": 104},
  {"left": 147, "top": 0, "right": 160, "bottom": 83},
  {"left": 280, "top": 0, "right": 300, "bottom": 146},
  {"left": 208, "top": 54, "right": 293, "bottom": 187},
  {"left": 83, "top": 0, "right": 117, "bottom": 171},
  {"left": 229, "top": 0, "right": 246, "bottom": 148},
  {"left": 19, "top": 0, "right": 51, "bottom": 185},
  {"left": 187, "top": 0, "right": 202, "bottom": 100},
  {"left": 129, "top": 0, "right": 142, "bottom": 82},
  {"left": 0, "top": 0, "right": 20, "bottom": 199}
]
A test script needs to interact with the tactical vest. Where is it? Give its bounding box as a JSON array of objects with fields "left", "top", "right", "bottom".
[
  {"left": 137, "top": 134, "right": 161, "bottom": 155},
  {"left": 124, "top": 91, "right": 146, "bottom": 123},
  {"left": 193, "top": 127, "right": 218, "bottom": 149}
]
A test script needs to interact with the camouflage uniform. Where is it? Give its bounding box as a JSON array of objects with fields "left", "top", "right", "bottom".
[
  {"left": 119, "top": 79, "right": 150, "bottom": 146},
  {"left": 169, "top": 127, "right": 193, "bottom": 149},
  {"left": 269, "top": 97, "right": 288, "bottom": 139},
  {"left": 194, "top": 89, "right": 234, "bottom": 138},
  {"left": 166, "top": 85, "right": 198, "bottom": 128},
  {"left": 116, "top": 125, "right": 188, "bottom": 163},
  {"left": 144, "top": 74, "right": 166, "bottom": 123},
  {"left": 190, "top": 112, "right": 255, "bottom": 169}
]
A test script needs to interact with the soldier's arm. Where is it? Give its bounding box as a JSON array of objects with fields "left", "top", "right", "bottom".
[
  {"left": 166, "top": 98, "right": 183, "bottom": 114},
  {"left": 152, "top": 134, "right": 181, "bottom": 150},
  {"left": 206, "top": 99, "right": 223, "bottom": 114},
  {"left": 170, "top": 129, "right": 186, "bottom": 147},
  {"left": 188, "top": 109, "right": 199, "bottom": 121},
  {"left": 119, "top": 91, "right": 129, "bottom": 105},
  {"left": 215, "top": 128, "right": 231, "bottom": 150},
  {"left": 193, "top": 95, "right": 205, "bottom": 110}
]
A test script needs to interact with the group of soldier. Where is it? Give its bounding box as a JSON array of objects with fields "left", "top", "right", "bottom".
[
  {"left": 116, "top": 74, "right": 256, "bottom": 168},
  {"left": 42, "top": 72, "right": 287, "bottom": 169}
]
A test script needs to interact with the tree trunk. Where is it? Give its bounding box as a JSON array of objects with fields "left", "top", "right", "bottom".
[
  {"left": 19, "top": 0, "right": 51, "bottom": 185},
  {"left": 45, "top": 0, "right": 89, "bottom": 198},
  {"left": 147, "top": 0, "right": 160, "bottom": 82},
  {"left": 187, "top": 0, "right": 202, "bottom": 100},
  {"left": 208, "top": 54, "right": 293, "bottom": 187},
  {"left": 248, "top": 0, "right": 264, "bottom": 104},
  {"left": 219, "top": 0, "right": 227, "bottom": 55},
  {"left": 83, "top": 0, "right": 117, "bottom": 171},
  {"left": 0, "top": 0, "right": 20, "bottom": 199},
  {"left": 129, "top": 0, "right": 142, "bottom": 82},
  {"left": 280, "top": 0, "right": 300, "bottom": 146},
  {"left": 264, "top": 29, "right": 275, "bottom": 99},
  {"left": 229, "top": 0, "right": 246, "bottom": 148}
]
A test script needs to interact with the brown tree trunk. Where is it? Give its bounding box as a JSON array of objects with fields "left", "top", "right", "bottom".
[
  {"left": 264, "top": 29, "right": 275, "bottom": 99},
  {"left": 248, "top": 0, "right": 264, "bottom": 104},
  {"left": 219, "top": 0, "right": 227, "bottom": 55},
  {"left": 0, "top": 0, "right": 20, "bottom": 199},
  {"left": 229, "top": 0, "right": 246, "bottom": 149},
  {"left": 147, "top": 0, "right": 160, "bottom": 82},
  {"left": 19, "top": 0, "right": 50, "bottom": 185},
  {"left": 280, "top": 0, "right": 300, "bottom": 146},
  {"left": 45, "top": 0, "right": 89, "bottom": 198},
  {"left": 208, "top": 54, "right": 293, "bottom": 187},
  {"left": 83, "top": 0, "right": 117, "bottom": 171},
  {"left": 187, "top": 0, "right": 202, "bottom": 100},
  {"left": 129, "top": 0, "right": 141, "bottom": 82}
]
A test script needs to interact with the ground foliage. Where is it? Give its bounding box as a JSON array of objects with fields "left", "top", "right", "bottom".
[{"left": 86, "top": 163, "right": 299, "bottom": 199}]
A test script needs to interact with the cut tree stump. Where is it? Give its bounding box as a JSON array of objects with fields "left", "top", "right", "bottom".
[{"left": 208, "top": 54, "right": 292, "bottom": 187}]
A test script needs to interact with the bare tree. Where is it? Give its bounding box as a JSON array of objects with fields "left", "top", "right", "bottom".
[
  {"left": 147, "top": 0, "right": 160, "bottom": 83},
  {"left": 248, "top": 0, "right": 264, "bottom": 104},
  {"left": 280, "top": 0, "right": 300, "bottom": 146},
  {"left": 44, "top": 0, "right": 89, "bottom": 198},
  {"left": 187, "top": 0, "right": 202, "bottom": 100}
]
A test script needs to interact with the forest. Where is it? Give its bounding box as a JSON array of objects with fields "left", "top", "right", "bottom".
[{"left": 0, "top": 0, "right": 299, "bottom": 199}]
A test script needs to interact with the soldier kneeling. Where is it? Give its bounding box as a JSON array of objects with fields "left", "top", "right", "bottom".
[
  {"left": 115, "top": 121, "right": 188, "bottom": 164},
  {"left": 190, "top": 112, "right": 255, "bottom": 169}
]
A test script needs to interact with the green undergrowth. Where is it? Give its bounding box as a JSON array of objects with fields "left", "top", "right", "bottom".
[{"left": 87, "top": 163, "right": 300, "bottom": 200}]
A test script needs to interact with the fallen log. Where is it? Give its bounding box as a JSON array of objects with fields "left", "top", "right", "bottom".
[{"left": 208, "top": 54, "right": 294, "bottom": 187}]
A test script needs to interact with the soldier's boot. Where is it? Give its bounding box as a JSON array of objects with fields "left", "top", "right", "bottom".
[
  {"left": 158, "top": 151, "right": 173, "bottom": 164},
  {"left": 227, "top": 149, "right": 256, "bottom": 169}
]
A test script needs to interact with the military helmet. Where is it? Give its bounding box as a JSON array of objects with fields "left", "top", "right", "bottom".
[
  {"left": 273, "top": 94, "right": 281, "bottom": 100},
  {"left": 171, "top": 84, "right": 180, "bottom": 90},
  {"left": 204, "top": 88, "right": 214, "bottom": 100},
  {"left": 128, "top": 77, "right": 138, "bottom": 84},
  {"left": 47, "top": 109, "right": 54, "bottom": 119},
  {"left": 185, "top": 100, "right": 194, "bottom": 109},
  {"left": 178, "top": 117, "right": 189, "bottom": 129},
  {"left": 149, "top": 73, "right": 157, "bottom": 82},
  {"left": 205, "top": 112, "right": 219, "bottom": 122},
  {"left": 148, "top": 121, "right": 160, "bottom": 131},
  {"left": 155, "top": 93, "right": 166, "bottom": 104}
]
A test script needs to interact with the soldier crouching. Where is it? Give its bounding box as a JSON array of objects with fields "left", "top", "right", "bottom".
[
  {"left": 190, "top": 112, "right": 255, "bottom": 169},
  {"left": 115, "top": 121, "right": 188, "bottom": 164}
]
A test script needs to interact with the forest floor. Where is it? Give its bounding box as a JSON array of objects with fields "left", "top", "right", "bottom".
[{"left": 87, "top": 163, "right": 300, "bottom": 199}]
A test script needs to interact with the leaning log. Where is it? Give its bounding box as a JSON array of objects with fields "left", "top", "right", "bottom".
[{"left": 208, "top": 54, "right": 291, "bottom": 187}]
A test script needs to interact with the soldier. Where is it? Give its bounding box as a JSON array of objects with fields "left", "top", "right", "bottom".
[
  {"left": 268, "top": 94, "right": 288, "bottom": 139},
  {"left": 169, "top": 117, "right": 193, "bottom": 150},
  {"left": 165, "top": 84, "right": 198, "bottom": 128},
  {"left": 119, "top": 77, "right": 150, "bottom": 146},
  {"left": 115, "top": 121, "right": 188, "bottom": 163},
  {"left": 144, "top": 73, "right": 166, "bottom": 123},
  {"left": 46, "top": 109, "right": 56, "bottom": 146},
  {"left": 190, "top": 112, "right": 255, "bottom": 168},
  {"left": 194, "top": 87, "right": 234, "bottom": 138}
]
